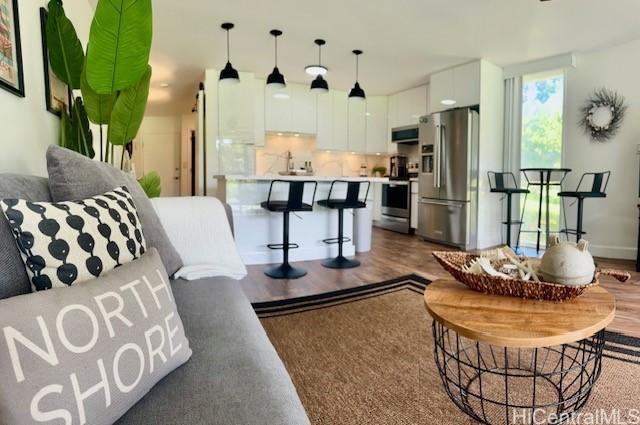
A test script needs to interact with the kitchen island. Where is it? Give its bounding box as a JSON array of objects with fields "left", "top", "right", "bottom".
[{"left": 214, "top": 175, "right": 388, "bottom": 265}]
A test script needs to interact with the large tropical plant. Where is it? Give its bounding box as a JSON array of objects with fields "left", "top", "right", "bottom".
[{"left": 45, "top": 0, "right": 160, "bottom": 197}]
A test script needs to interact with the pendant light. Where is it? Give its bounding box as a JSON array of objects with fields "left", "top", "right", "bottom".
[
  {"left": 219, "top": 22, "right": 240, "bottom": 84},
  {"left": 309, "top": 39, "right": 329, "bottom": 93},
  {"left": 266, "top": 29, "right": 286, "bottom": 88},
  {"left": 348, "top": 50, "right": 365, "bottom": 101}
]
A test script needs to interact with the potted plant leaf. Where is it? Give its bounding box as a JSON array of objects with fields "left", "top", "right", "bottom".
[{"left": 45, "top": 0, "right": 160, "bottom": 197}]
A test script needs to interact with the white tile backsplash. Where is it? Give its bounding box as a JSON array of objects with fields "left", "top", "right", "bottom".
[{"left": 255, "top": 135, "right": 389, "bottom": 177}]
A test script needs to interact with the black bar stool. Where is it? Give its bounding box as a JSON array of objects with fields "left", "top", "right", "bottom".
[
  {"left": 488, "top": 172, "right": 530, "bottom": 249},
  {"left": 559, "top": 171, "right": 610, "bottom": 242},
  {"left": 317, "top": 180, "right": 370, "bottom": 269},
  {"left": 261, "top": 180, "right": 318, "bottom": 279}
]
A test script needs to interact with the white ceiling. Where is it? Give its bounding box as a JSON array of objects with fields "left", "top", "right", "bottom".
[{"left": 135, "top": 0, "right": 640, "bottom": 115}]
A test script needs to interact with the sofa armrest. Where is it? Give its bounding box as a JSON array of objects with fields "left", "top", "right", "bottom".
[{"left": 223, "top": 202, "right": 234, "bottom": 237}]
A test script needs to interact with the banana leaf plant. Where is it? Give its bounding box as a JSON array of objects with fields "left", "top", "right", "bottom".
[{"left": 44, "top": 0, "right": 160, "bottom": 198}]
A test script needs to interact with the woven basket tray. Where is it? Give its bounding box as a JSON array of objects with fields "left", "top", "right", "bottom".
[{"left": 433, "top": 251, "right": 631, "bottom": 302}]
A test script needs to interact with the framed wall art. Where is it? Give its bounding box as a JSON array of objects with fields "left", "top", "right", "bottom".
[
  {"left": 0, "top": 0, "right": 24, "bottom": 97},
  {"left": 40, "top": 7, "right": 69, "bottom": 116}
]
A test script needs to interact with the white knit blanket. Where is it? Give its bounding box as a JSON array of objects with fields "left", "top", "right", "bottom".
[{"left": 151, "top": 197, "right": 247, "bottom": 280}]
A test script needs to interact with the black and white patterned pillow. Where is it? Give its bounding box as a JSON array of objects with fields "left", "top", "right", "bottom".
[{"left": 0, "top": 186, "right": 146, "bottom": 291}]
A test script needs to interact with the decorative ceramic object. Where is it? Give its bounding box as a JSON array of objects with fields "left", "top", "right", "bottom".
[{"left": 539, "top": 236, "right": 595, "bottom": 286}]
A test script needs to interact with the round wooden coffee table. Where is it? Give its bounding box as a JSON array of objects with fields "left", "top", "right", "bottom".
[{"left": 424, "top": 279, "right": 615, "bottom": 425}]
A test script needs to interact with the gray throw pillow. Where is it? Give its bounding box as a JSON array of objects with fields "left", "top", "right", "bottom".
[
  {"left": 0, "top": 248, "right": 192, "bottom": 425},
  {"left": 46, "top": 145, "right": 183, "bottom": 276},
  {"left": 0, "top": 174, "right": 52, "bottom": 299},
  {"left": 1, "top": 186, "right": 147, "bottom": 291}
]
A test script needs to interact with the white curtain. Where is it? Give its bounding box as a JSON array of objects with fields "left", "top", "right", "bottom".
[{"left": 502, "top": 77, "right": 523, "bottom": 246}]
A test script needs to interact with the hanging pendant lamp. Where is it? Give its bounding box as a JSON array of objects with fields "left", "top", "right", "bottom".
[
  {"left": 349, "top": 50, "right": 365, "bottom": 100},
  {"left": 219, "top": 22, "right": 240, "bottom": 84},
  {"left": 309, "top": 39, "right": 329, "bottom": 93},
  {"left": 266, "top": 29, "right": 286, "bottom": 88}
]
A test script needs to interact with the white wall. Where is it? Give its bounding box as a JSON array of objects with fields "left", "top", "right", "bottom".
[
  {"left": 477, "top": 60, "right": 505, "bottom": 249},
  {"left": 0, "top": 0, "right": 94, "bottom": 176},
  {"left": 563, "top": 39, "right": 640, "bottom": 259}
]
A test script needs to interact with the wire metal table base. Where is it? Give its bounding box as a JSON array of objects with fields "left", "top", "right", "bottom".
[{"left": 432, "top": 321, "right": 605, "bottom": 425}]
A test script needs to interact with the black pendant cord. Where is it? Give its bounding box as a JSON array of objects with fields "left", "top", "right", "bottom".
[
  {"left": 275, "top": 36, "right": 278, "bottom": 67},
  {"left": 355, "top": 54, "right": 359, "bottom": 82},
  {"left": 226, "top": 29, "right": 230, "bottom": 62}
]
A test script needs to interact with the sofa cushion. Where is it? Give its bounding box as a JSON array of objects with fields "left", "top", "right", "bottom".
[
  {"left": 0, "top": 174, "right": 52, "bottom": 299},
  {"left": 115, "top": 276, "right": 310, "bottom": 425},
  {"left": 46, "top": 145, "right": 183, "bottom": 276},
  {"left": 1, "top": 186, "right": 147, "bottom": 291},
  {"left": 0, "top": 248, "right": 192, "bottom": 425}
]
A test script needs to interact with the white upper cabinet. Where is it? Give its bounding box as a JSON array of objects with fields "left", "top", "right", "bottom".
[
  {"left": 253, "top": 79, "right": 265, "bottom": 146},
  {"left": 332, "top": 91, "right": 349, "bottom": 151},
  {"left": 291, "top": 84, "right": 317, "bottom": 134},
  {"left": 395, "top": 85, "right": 428, "bottom": 127},
  {"left": 265, "top": 85, "right": 292, "bottom": 132},
  {"left": 316, "top": 91, "right": 334, "bottom": 151},
  {"left": 366, "top": 96, "right": 388, "bottom": 154},
  {"left": 429, "top": 61, "right": 481, "bottom": 113},
  {"left": 387, "top": 94, "right": 398, "bottom": 154},
  {"left": 348, "top": 99, "right": 366, "bottom": 153},
  {"left": 265, "top": 83, "right": 316, "bottom": 134},
  {"left": 218, "top": 72, "right": 256, "bottom": 143}
]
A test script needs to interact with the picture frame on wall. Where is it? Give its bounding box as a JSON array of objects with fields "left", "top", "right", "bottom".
[
  {"left": 39, "top": 7, "right": 69, "bottom": 116},
  {"left": 0, "top": 0, "right": 24, "bottom": 97}
]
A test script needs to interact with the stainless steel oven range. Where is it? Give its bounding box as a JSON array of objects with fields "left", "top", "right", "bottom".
[{"left": 378, "top": 181, "right": 411, "bottom": 234}]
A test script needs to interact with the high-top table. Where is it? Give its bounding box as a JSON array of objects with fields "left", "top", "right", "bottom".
[
  {"left": 520, "top": 168, "right": 571, "bottom": 253},
  {"left": 424, "top": 279, "right": 615, "bottom": 425}
]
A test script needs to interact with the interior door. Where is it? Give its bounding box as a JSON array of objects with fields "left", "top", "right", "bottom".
[{"left": 440, "top": 109, "right": 469, "bottom": 202}]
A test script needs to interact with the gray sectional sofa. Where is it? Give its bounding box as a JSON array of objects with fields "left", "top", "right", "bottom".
[{"left": 0, "top": 174, "right": 310, "bottom": 425}]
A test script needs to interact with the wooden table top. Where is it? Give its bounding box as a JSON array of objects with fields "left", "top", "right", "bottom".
[{"left": 424, "top": 279, "right": 616, "bottom": 348}]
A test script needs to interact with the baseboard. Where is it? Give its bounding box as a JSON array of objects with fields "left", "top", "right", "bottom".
[
  {"left": 590, "top": 244, "right": 637, "bottom": 261},
  {"left": 241, "top": 244, "right": 357, "bottom": 265}
]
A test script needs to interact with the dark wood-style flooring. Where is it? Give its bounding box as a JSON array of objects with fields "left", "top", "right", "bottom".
[{"left": 240, "top": 228, "right": 640, "bottom": 337}]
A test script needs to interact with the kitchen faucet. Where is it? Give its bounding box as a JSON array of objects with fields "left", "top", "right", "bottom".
[{"left": 286, "top": 150, "right": 294, "bottom": 172}]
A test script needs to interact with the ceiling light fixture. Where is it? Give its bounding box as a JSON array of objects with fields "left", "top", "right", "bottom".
[
  {"left": 266, "top": 29, "right": 286, "bottom": 89},
  {"left": 219, "top": 22, "right": 240, "bottom": 84},
  {"left": 305, "top": 39, "right": 328, "bottom": 76},
  {"left": 348, "top": 50, "right": 365, "bottom": 101},
  {"left": 309, "top": 39, "right": 329, "bottom": 93}
]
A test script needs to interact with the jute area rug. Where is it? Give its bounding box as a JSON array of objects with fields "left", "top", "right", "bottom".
[{"left": 253, "top": 276, "right": 640, "bottom": 425}]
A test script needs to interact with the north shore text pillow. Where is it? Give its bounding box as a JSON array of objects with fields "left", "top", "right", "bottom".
[
  {"left": 1, "top": 186, "right": 146, "bottom": 291},
  {"left": 0, "top": 248, "right": 192, "bottom": 425}
]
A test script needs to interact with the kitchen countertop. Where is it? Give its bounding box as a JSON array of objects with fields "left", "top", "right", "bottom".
[{"left": 219, "top": 174, "right": 392, "bottom": 183}]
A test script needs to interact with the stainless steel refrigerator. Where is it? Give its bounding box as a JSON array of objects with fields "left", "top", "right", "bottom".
[{"left": 417, "top": 108, "right": 479, "bottom": 249}]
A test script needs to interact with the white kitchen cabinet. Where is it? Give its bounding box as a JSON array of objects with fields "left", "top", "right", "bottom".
[
  {"left": 291, "top": 84, "right": 317, "bottom": 134},
  {"left": 387, "top": 94, "right": 398, "bottom": 154},
  {"left": 348, "top": 99, "right": 366, "bottom": 153},
  {"left": 332, "top": 91, "right": 349, "bottom": 151},
  {"left": 316, "top": 91, "right": 335, "bottom": 151},
  {"left": 265, "top": 83, "right": 317, "bottom": 134},
  {"left": 218, "top": 72, "right": 256, "bottom": 143},
  {"left": 429, "top": 61, "right": 481, "bottom": 113},
  {"left": 265, "top": 85, "right": 292, "bottom": 132},
  {"left": 396, "top": 85, "right": 427, "bottom": 127},
  {"left": 253, "top": 79, "right": 265, "bottom": 146},
  {"left": 366, "top": 96, "right": 388, "bottom": 154}
]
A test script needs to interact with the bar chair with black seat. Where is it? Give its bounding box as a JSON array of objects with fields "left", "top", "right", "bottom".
[
  {"left": 317, "top": 180, "right": 370, "bottom": 269},
  {"left": 488, "top": 172, "right": 530, "bottom": 249},
  {"left": 559, "top": 171, "right": 610, "bottom": 242},
  {"left": 261, "top": 179, "right": 318, "bottom": 279}
]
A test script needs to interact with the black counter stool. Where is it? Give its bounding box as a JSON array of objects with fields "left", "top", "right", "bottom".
[
  {"left": 261, "top": 180, "right": 318, "bottom": 279},
  {"left": 559, "top": 171, "right": 610, "bottom": 242},
  {"left": 317, "top": 180, "right": 370, "bottom": 269},
  {"left": 488, "top": 172, "right": 530, "bottom": 249}
]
